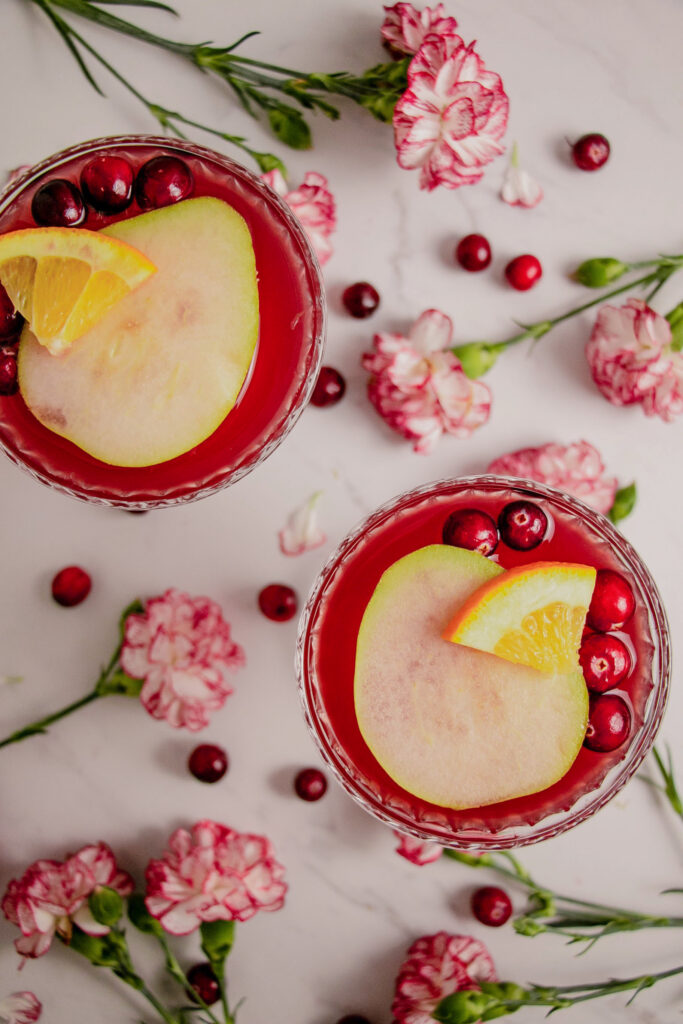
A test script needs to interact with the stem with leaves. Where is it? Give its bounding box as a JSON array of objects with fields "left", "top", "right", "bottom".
[{"left": 641, "top": 745, "right": 683, "bottom": 822}]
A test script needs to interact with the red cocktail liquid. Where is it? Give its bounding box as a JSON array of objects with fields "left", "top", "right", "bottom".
[
  {"left": 0, "top": 136, "right": 325, "bottom": 507},
  {"left": 298, "top": 477, "right": 670, "bottom": 849}
]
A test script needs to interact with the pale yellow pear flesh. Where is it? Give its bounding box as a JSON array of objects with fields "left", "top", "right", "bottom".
[
  {"left": 17, "top": 197, "right": 259, "bottom": 467},
  {"left": 354, "top": 545, "right": 589, "bottom": 809}
]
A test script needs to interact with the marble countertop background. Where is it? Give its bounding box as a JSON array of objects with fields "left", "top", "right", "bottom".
[{"left": 1, "top": 0, "right": 682, "bottom": 1021}]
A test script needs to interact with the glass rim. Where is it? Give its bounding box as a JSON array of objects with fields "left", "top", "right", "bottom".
[
  {"left": 0, "top": 134, "right": 326, "bottom": 508},
  {"left": 296, "top": 474, "right": 671, "bottom": 850}
]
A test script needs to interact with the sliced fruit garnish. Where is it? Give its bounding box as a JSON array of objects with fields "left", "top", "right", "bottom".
[
  {"left": 0, "top": 227, "right": 156, "bottom": 355},
  {"left": 444, "top": 561, "right": 596, "bottom": 674}
]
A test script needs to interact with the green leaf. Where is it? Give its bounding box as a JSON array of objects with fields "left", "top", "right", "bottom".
[
  {"left": 90, "top": 0, "right": 178, "bottom": 12},
  {"left": 608, "top": 482, "right": 637, "bottom": 525},
  {"left": 253, "top": 151, "right": 287, "bottom": 175},
  {"left": 89, "top": 885, "right": 124, "bottom": 926},
  {"left": 267, "top": 107, "right": 312, "bottom": 149},
  {"left": 666, "top": 300, "right": 683, "bottom": 352}
]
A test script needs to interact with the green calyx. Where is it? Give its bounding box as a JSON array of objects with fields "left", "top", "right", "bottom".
[{"left": 574, "top": 257, "right": 628, "bottom": 288}]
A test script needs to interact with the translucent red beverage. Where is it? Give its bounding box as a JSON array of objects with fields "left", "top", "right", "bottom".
[
  {"left": 0, "top": 136, "right": 325, "bottom": 507},
  {"left": 297, "top": 477, "right": 670, "bottom": 849}
]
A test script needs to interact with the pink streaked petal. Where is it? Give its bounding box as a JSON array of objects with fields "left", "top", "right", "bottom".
[
  {"left": 70, "top": 905, "right": 110, "bottom": 936},
  {"left": 409, "top": 309, "right": 454, "bottom": 353},
  {"left": 395, "top": 832, "right": 443, "bottom": 866},
  {"left": 260, "top": 169, "right": 287, "bottom": 196},
  {"left": 278, "top": 491, "right": 327, "bottom": 556},
  {"left": 0, "top": 991, "right": 42, "bottom": 1024}
]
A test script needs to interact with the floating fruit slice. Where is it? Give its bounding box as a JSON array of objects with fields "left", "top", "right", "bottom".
[
  {"left": 444, "top": 561, "right": 596, "bottom": 674},
  {"left": 0, "top": 227, "right": 156, "bottom": 355}
]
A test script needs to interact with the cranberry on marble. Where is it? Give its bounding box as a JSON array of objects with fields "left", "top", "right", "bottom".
[
  {"left": 342, "top": 282, "right": 380, "bottom": 319},
  {"left": 258, "top": 584, "right": 298, "bottom": 622},
  {"left": 311, "top": 366, "right": 346, "bottom": 407},
  {"left": 572, "top": 134, "right": 610, "bottom": 171},
  {"left": 186, "top": 962, "right": 220, "bottom": 1005},
  {"left": 504, "top": 254, "right": 542, "bottom": 291},
  {"left": 188, "top": 744, "right": 229, "bottom": 783},
  {"left": 471, "top": 886, "right": 512, "bottom": 927},
  {"left": 51, "top": 566, "right": 92, "bottom": 607},
  {"left": 455, "top": 234, "right": 492, "bottom": 272},
  {"left": 294, "top": 767, "right": 327, "bottom": 801}
]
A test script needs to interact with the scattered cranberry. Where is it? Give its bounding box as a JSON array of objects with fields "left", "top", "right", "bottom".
[
  {"left": 188, "top": 744, "right": 229, "bottom": 783},
  {"left": 0, "top": 284, "right": 21, "bottom": 340},
  {"left": 572, "top": 133, "right": 610, "bottom": 172},
  {"left": 584, "top": 694, "right": 632, "bottom": 752},
  {"left": 135, "top": 156, "right": 194, "bottom": 210},
  {"left": 186, "top": 962, "right": 220, "bottom": 1006},
  {"left": 455, "top": 233, "right": 492, "bottom": 272},
  {"left": 0, "top": 353, "right": 18, "bottom": 395},
  {"left": 31, "top": 179, "right": 86, "bottom": 227},
  {"left": 51, "top": 566, "right": 92, "bottom": 607},
  {"left": 258, "top": 583, "right": 298, "bottom": 622},
  {"left": 342, "top": 282, "right": 380, "bottom": 318},
  {"left": 579, "top": 633, "right": 631, "bottom": 693},
  {"left": 504, "top": 254, "right": 542, "bottom": 291},
  {"left": 81, "top": 155, "right": 134, "bottom": 213},
  {"left": 471, "top": 886, "right": 512, "bottom": 927},
  {"left": 311, "top": 366, "right": 346, "bottom": 407},
  {"left": 586, "top": 569, "right": 635, "bottom": 632},
  {"left": 442, "top": 508, "right": 499, "bottom": 556},
  {"left": 336, "top": 1017, "right": 373, "bottom": 1024},
  {"left": 294, "top": 767, "right": 327, "bottom": 801},
  {"left": 498, "top": 501, "right": 548, "bottom": 550}
]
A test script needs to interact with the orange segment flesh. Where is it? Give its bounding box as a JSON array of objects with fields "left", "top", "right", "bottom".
[{"left": 444, "top": 561, "right": 597, "bottom": 674}]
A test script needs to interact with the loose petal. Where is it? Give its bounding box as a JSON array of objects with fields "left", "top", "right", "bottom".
[
  {"left": 278, "top": 492, "right": 327, "bottom": 556},
  {"left": 500, "top": 144, "right": 543, "bottom": 208},
  {"left": 394, "top": 831, "right": 443, "bottom": 866}
]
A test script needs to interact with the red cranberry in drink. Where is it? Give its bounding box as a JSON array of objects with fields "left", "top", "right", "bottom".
[
  {"left": 455, "top": 233, "right": 492, "bottom": 272},
  {"left": 188, "top": 744, "right": 229, "bottom": 783},
  {"left": 498, "top": 501, "right": 548, "bottom": 550},
  {"left": 342, "top": 282, "right": 380, "bottom": 318},
  {"left": 258, "top": 583, "right": 298, "bottom": 622},
  {"left": 471, "top": 886, "right": 512, "bottom": 927},
  {"left": 135, "top": 156, "right": 194, "bottom": 210},
  {"left": 579, "top": 633, "right": 631, "bottom": 693},
  {"left": 186, "top": 963, "right": 220, "bottom": 1005},
  {"left": 584, "top": 694, "right": 632, "bottom": 752},
  {"left": 81, "top": 155, "right": 134, "bottom": 213},
  {"left": 311, "top": 366, "right": 346, "bottom": 407},
  {"left": 442, "top": 508, "right": 499, "bottom": 556},
  {"left": 0, "top": 353, "right": 18, "bottom": 395},
  {"left": 31, "top": 179, "right": 86, "bottom": 227},
  {"left": 572, "top": 133, "right": 610, "bottom": 171},
  {"left": 0, "top": 284, "right": 21, "bottom": 340},
  {"left": 51, "top": 566, "right": 92, "bottom": 607},
  {"left": 586, "top": 569, "right": 635, "bottom": 632},
  {"left": 294, "top": 767, "right": 327, "bottom": 801},
  {"left": 504, "top": 254, "right": 542, "bottom": 291}
]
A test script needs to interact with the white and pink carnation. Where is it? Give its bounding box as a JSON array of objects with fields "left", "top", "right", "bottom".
[
  {"left": 145, "top": 820, "right": 287, "bottom": 935},
  {"left": 362, "top": 309, "right": 491, "bottom": 453},
  {"left": 394, "top": 831, "right": 443, "bottom": 866},
  {"left": 392, "top": 932, "right": 497, "bottom": 1024},
  {"left": 1, "top": 843, "right": 133, "bottom": 960},
  {"left": 393, "top": 34, "right": 508, "bottom": 190},
  {"left": 586, "top": 298, "right": 683, "bottom": 422},
  {"left": 0, "top": 992, "right": 42, "bottom": 1024},
  {"left": 278, "top": 491, "right": 326, "bottom": 556},
  {"left": 120, "top": 589, "right": 245, "bottom": 732},
  {"left": 487, "top": 440, "right": 618, "bottom": 515},
  {"left": 261, "top": 169, "right": 336, "bottom": 265},
  {"left": 381, "top": 3, "right": 459, "bottom": 57}
]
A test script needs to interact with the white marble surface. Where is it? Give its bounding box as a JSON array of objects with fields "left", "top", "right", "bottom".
[{"left": 1, "top": 0, "right": 682, "bottom": 1021}]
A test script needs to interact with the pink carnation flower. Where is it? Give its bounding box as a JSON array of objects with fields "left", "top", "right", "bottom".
[
  {"left": 145, "top": 820, "right": 287, "bottom": 935},
  {"left": 0, "top": 992, "right": 42, "bottom": 1024},
  {"left": 2, "top": 843, "right": 133, "bottom": 960},
  {"left": 362, "top": 309, "right": 492, "bottom": 452},
  {"left": 393, "top": 34, "right": 509, "bottom": 190},
  {"left": 120, "top": 589, "right": 245, "bottom": 731},
  {"left": 586, "top": 298, "right": 683, "bottom": 422},
  {"left": 392, "top": 932, "right": 497, "bottom": 1024},
  {"left": 261, "top": 169, "right": 336, "bottom": 265},
  {"left": 381, "top": 3, "right": 459, "bottom": 57},
  {"left": 487, "top": 440, "right": 618, "bottom": 515},
  {"left": 394, "top": 831, "right": 443, "bottom": 866}
]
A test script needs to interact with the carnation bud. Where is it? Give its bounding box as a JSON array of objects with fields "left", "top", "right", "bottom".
[
  {"left": 574, "top": 257, "right": 628, "bottom": 288},
  {"left": 68, "top": 926, "right": 119, "bottom": 967},
  {"left": 452, "top": 343, "right": 501, "bottom": 379},
  {"left": 127, "top": 893, "right": 163, "bottom": 936},
  {"left": 200, "top": 919, "right": 235, "bottom": 962},
  {"left": 89, "top": 885, "right": 123, "bottom": 927},
  {"left": 513, "top": 915, "right": 545, "bottom": 936}
]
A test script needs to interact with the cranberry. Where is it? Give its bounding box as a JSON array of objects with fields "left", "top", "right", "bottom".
[
  {"left": 498, "top": 501, "right": 548, "bottom": 550},
  {"left": 586, "top": 569, "right": 635, "bottom": 632},
  {"left": 51, "top": 566, "right": 92, "bottom": 607},
  {"left": 471, "top": 886, "right": 512, "bottom": 927},
  {"left": 186, "top": 962, "right": 220, "bottom": 1006},
  {"left": 0, "top": 353, "right": 18, "bottom": 395},
  {"left": 504, "top": 254, "right": 542, "bottom": 291},
  {"left": 442, "top": 508, "right": 498, "bottom": 556},
  {"left": 342, "top": 282, "right": 380, "bottom": 318},
  {"left": 80, "top": 155, "right": 134, "bottom": 213},
  {"left": 135, "top": 156, "right": 193, "bottom": 210},
  {"left": 294, "top": 767, "right": 327, "bottom": 801},
  {"left": 336, "top": 1017, "right": 373, "bottom": 1024},
  {"left": 258, "top": 583, "right": 298, "bottom": 622},
  {"left": 311, "top": 366, "right": 346, "bottom": 407},
  {"left": 455, "top": 233, "right": 492, "bottom": 272},
  {"left": 188, "top": 744, "right": 229, "bottom": 783},
  {"left": 0, "top": 284, "right": 21, "bottom": 340},
  {"left": 584, "top": 694, "right": 632, "bottom": 752},
  {"left": 579, "top": 633, "right": 631, "bottom": 693},
  {"left": 572, "top": 133, "right": 610, "bottom": 171},
  {"left": 31, "top": 179, "right": 86, "bottom": 227}
]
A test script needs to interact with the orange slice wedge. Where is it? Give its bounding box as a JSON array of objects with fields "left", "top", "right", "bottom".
[
  {"left": 444, "top": 561, "right": 596, "bottom": 674},
  {"left": 0, "top": 227, "right": 156, "bottom": 355}
]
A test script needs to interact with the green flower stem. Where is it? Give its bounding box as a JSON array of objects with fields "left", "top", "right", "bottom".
[
  {"left": 507, "top": 965, "right": 683, "bottom": 1010},
  {"left": 642, "top": 745, "right": 683, "bottom": 822},
  {"left": 0, "top": 689, "right": 101, "bottom": 749},
  {"left": 155, "top": 934, "right": 224, "bottom": 1024}
]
